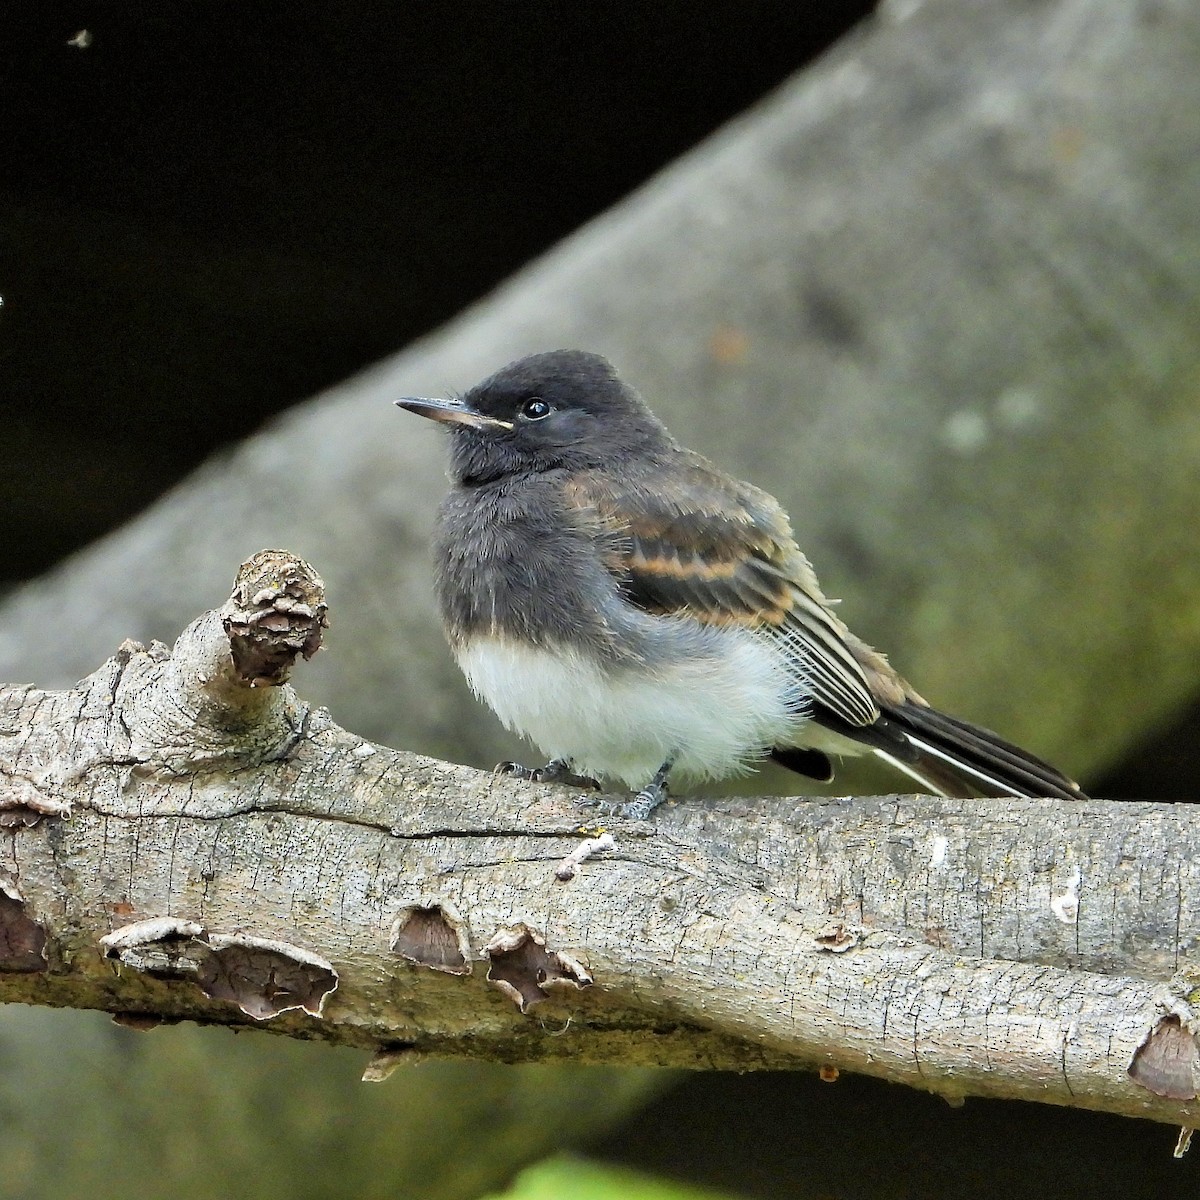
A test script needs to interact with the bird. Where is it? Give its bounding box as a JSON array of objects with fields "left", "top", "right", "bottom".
[{"left": 396, "top": 349, "right": 1086, "bottom": 819}]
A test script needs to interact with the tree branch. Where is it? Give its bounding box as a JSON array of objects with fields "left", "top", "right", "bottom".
[{"left": 3, "top": 554, "right": 1198, "bottom": 1130}]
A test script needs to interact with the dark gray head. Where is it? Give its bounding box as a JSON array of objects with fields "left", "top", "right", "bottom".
[{"left": 396, "top": 350, "right": 672, "bottom": 485}]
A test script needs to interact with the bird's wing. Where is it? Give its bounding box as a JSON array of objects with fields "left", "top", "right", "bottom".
[{"left": 562, "top": 456, "right": 882, "bottom": 728}]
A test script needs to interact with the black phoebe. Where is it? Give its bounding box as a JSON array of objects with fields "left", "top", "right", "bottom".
[{"left": 397, "top": 350, "right": 1086, "bottom": 819}]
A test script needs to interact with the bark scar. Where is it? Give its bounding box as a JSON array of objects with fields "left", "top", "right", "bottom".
[
  {"left": 485, "top": 923, "right": 593, "bottom": 1013},
  {"left": 0, "top": 876, "right": 49, "bottom": 972},
  {"left": 391, "top": 902, "right": 472, "bottom": 975},
  {"left": 99, "top": 916, "right": 338, "bottom": 1020},
  {"left": 0, "top": 766, "right": 72, "bottom": 827}
]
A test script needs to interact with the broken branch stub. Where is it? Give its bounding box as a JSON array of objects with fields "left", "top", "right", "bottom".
[
  {"left": 98, "top": 551, "right": 323, "bottom": 770},
  {"left": 221, "top": 549, "right": 328, "bottom": 687}
]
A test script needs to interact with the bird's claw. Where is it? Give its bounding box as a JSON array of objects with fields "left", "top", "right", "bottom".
[
  {"left": 620, "top": 780, "right": 669, "bottom": 822},
  {"left": 494, "top": 759, "right": 600, "bottom": 790},
  {"left": 494, "top": 760, "right": 537, "bottom": 782},
  {"left": 497, "top": 756, "right": 668, "bottom": 820},
  {"left": 574, "top": 783, "right": 666, "bottom": 822},
  {"left": 574, "top": 794, "right": 624, "bottom": 817}
]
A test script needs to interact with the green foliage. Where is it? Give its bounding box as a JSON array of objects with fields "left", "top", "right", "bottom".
[{"left": 486, "top": 1155, "right": 744, "bottom": 1200}]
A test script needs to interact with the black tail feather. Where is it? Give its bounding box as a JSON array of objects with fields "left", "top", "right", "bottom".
[
  {"left": 800, "top": 701, "right": 1086, "bottom": 801},
  {"left": 886, "top": 702, "right": 1086, "bottom": 800}
]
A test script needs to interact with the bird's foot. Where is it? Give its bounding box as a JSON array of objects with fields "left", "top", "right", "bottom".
[
  {"left": 573, "top": 794, "right": 626, "bottom": 818},
  {"left": 494, "top": 758, "right": 600, "bottom": 790},
  {"left": 576, "top": 757, "right": 674, "bottom": 821},
  {"left": 621, "top": 779, "right": 670, "bottom": 821}
]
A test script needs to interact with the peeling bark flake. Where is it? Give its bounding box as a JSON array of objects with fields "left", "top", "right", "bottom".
[
  {"left": 1128, "top": 1015, "right": 1200, "bottom": 1100},
  {"left": 99, "top": 919, "right": 338, "bottom": 1020},
  {"left": 813, "top": 921, "right": 861, "bottom": 953},
  {"left": 555, "top": 832, "right": 616, "bottom": 882},
  {"left": 199, "top": 933, "right": 339, "bottom": 1020},
  {"left": 362, "top": 1043, "right": 421, "bottom": 1082},
  {"left": 391, "top": 903, "right": 471, "bottom": 975},
  {"left": 0, "top": 772, "right": 71, "bottom": 826},
  {"left": 0, "top": 882, "right": 49, "bottom": 971},
  {"left": 101, "top": 916, "right": 204, "bottom": 950},
  {"left": 484, "top": 924, "right": 593, "bottom": 1014}
]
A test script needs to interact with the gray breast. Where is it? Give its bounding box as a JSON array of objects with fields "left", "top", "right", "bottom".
[{"left": 433, "top": 472, "right": 625, "bottom": 655}]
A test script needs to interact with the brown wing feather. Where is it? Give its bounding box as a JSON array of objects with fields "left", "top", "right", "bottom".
[
  {"left": 560, "top": 453, "right": 1086, "bottom": 800},
  {"left": 562, "top": 454, "right": 884, "bottom": 729}
]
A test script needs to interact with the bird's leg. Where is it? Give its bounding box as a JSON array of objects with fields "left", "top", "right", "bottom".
[
  {"left": 494, "top": 757, "right": 600, "bottom": 790},
  {"left": 574, "top": 756, "right": 676, "bottom": 820},
  {"left": 621, "top": 756, "right": 675, "bottom": 821}
]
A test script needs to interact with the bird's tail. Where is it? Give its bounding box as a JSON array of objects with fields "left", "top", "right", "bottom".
[
  {"left": 776, "top": 700, "right": 1087, "bottom": 800},
  {"left": 866, "top": 700, "right": 1086, "bottom": 800}
]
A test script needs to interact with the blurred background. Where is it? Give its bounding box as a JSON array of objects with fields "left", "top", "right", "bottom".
[{"left": 3, "top": 3, "right": 1199, "bottom": 1198}]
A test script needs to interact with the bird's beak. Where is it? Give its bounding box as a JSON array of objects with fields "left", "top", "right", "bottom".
[{"left": 394, "top": 396, "right": 513, "bottom": 431}]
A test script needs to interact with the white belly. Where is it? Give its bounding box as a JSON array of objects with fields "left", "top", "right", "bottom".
[{"left": 455, "top": 631, "right": 808, "bottom": 789}]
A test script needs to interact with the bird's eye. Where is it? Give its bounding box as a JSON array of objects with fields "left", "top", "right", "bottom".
[{"left": 519, "top": 397, "right": 552, "bottom": 421}]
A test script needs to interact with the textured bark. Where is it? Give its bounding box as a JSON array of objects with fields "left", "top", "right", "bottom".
[
  {"left": 3, "top": 562, "right": 1200, "bottom": 1130},
  {"left": 2, "top": 0, "right": 1199, "bottom": 798}
]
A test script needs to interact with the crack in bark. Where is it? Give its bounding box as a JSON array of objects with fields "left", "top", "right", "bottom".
[
  {"left": 1061, "top": 1024, "right": 1077, "bottom": 1098},
  {"left": 75, "top": 790, "right": 619, "bottom": 844}
]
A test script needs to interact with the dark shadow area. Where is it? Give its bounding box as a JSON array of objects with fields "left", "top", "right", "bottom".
[
  {"left": 2, "top": 2, "right": 873, "bottom": 579},
  {"left": 592, "top": 1070, "right": 1198, "bottom": 1200},
  {"left": 1092, "top": 702, "right": 1200, "bottom": 803}
]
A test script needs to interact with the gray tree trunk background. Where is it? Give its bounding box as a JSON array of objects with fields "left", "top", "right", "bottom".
[{"left": 3, "top": 0, "right": 1200, "bottom": 1197}]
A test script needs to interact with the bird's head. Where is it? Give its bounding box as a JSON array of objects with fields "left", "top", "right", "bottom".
[{"left": 396, "top": 350, "right": 670, "bottom": 485}]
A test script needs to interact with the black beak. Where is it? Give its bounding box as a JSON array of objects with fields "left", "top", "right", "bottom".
[{"left": 394, "top": 396, "right": 513, "bottom": 431}]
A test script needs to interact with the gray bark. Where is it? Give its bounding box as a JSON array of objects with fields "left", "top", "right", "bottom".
[{"left": 2, "top": 561, "right": 1199, "bottom": 1130}]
